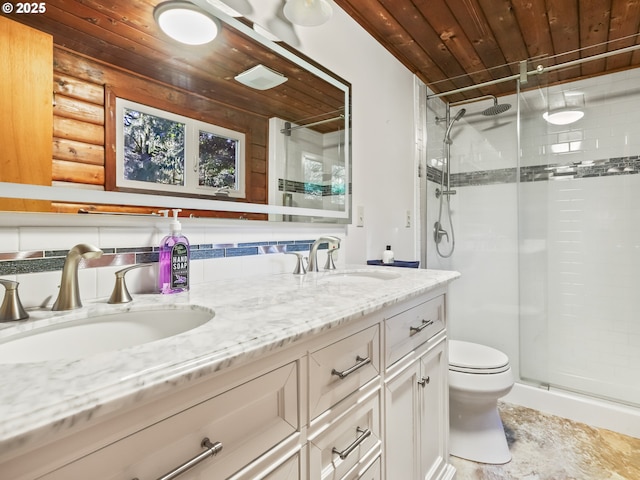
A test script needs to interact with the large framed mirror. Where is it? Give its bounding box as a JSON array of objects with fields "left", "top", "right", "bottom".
[{"left": 0, "top": 0, "right": 351, "bottom": 223}]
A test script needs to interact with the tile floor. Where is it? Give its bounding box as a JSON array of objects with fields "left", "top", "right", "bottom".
[{"left": 450, "top": 402, "right": 640, "bottom": 480}]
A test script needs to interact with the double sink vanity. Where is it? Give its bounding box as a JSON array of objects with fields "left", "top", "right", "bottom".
[{"left": 0, "top": 266, "right": 459, "bottom": 480}]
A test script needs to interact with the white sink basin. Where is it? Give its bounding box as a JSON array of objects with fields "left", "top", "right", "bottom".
[
  {"left": 0, "top": 307, "right": 214, "bottom": 364},
  {"left": 318, "top": 270, "right": 401, "bottom": 284}
]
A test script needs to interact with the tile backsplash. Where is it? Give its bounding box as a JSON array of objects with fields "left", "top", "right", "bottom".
[
  {"left": 0, "top": 220, "right": 346, "bottom": 309},
  {"left": 0, "top": 239, "right": 316, "bottom": 276}
]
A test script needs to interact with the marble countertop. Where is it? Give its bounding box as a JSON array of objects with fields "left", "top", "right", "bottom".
[{"left": 0, "top": 266, "right": 459, "bottom": 457}]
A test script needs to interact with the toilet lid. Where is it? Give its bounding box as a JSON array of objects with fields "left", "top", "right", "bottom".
[{"left": 449, "top": 340, "right": 510, "bottom": 374}]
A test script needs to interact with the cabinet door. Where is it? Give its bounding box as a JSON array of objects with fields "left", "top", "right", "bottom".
[
  {"left": 384, "top": 362, "right": 420, "bottom": 480},
  {"left": 418, "top": 340, "right": 448, "bottom": 480},
  {"left": 263, "top": 453, "right": 300, "bottom": 480},
  {"left": 41, "top": 362, "right": 298, "bottom": 480},
  {"left": 0, "top": 16, "right": 52, "bottom": 212}
]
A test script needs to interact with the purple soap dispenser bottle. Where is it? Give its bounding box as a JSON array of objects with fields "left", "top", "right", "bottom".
[{"left": 159, "top": 208, "right": 190, "bottom": 294}]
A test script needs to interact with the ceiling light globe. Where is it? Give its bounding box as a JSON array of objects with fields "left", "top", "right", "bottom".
[
  {"left": 283, "top": 0, "right": 333, "bottom": 27},
  {"left": 542, "top": 109, "right": 584, "bottom": 126},
  {"left": 155, "top": 2, "right": 219, "bottom": 45}
]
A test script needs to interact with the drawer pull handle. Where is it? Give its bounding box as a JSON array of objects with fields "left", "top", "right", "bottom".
[
  {"left": 133, "top": 437, "right": 222, "bottom": 480},
  {"left": 418, "top": 376, "right": 430, "bottom": 387},
  {"left": 409, "top": 319, "right": 434, "bottom": 336},
  {"left": 331, "top": 355, "right": 371, "bottom": 379},
  {"left": 332, "top": 427, "right": 372, "bottom": 460}
]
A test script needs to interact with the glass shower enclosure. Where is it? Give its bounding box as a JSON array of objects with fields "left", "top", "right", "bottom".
[{"left": 424, "top": 59, "right": 640, "bottom": 409}]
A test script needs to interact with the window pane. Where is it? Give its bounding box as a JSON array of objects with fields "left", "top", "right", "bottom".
[
  {"left": 331, "top": 164, "right": 346, "bottom": 205},
  {"left": 123, "top": 108, "right": 185, "bottom": 186},
  {"left": 198, "top": 131, "right": 238, "bottom": 189},
  {"left": 302, "top": 157, "right": 323, "bottom": 199}
]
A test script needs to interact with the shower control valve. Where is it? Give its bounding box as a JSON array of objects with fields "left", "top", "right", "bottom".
[{"left": 434, "top": 221, "right": 449, "bottom": 244}]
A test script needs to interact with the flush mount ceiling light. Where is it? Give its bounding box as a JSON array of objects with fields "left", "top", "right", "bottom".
[
  {"left": 542, "top": 109, "right": 585, "bottom": 125},
  {"left": 154, "top": 1, "right": 220, "bottom": 45},
  {"left": 234, "top": 64, "right": 288, "bottom": 90},
  {"left": 283, "top": 0, "right": 333, "bottom": 27}
]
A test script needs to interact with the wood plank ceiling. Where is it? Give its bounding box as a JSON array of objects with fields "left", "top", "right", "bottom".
[
  {"left": 11, "top": 1, "right": 640, "bottom": 108},
  {"left": 334, "top": 0, "right": 640, "bottom": 102},
  {"left": 11, "top": 0, "right": 346, "bottom": 133}
]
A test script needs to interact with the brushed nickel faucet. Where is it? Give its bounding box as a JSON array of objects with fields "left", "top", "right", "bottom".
[
  {"left": 285, "top": 251, "right": 307, "bottom": 275},
  {"left": 108, "top": 263, "right": 153, "bottom": 304},
  {"left": 52, "top": 243, "right": 103, "bottom": 311},
  {"left": 308, "top": 236, "right": 341, "bottom": 272},
  {"left": 0, "top": 279, "right": 29, "bottom": 322}
]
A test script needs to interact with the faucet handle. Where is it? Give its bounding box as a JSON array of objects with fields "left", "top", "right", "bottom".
[
  {"left": 108, "top": 264, "right": 153, "bottom": 304},
  {"left": 285, "top": 252, "right": 307, "bottom": 275},
  {"left": 0, "top": 279, "right": 29, "bottom": 322},
  {"left": 324, "top": 249, "right": 338, "bottom": 270}
]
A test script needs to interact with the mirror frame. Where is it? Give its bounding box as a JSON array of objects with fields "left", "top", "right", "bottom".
[{"left": 0, "top": 1, "right": 352, "bottom": 223}]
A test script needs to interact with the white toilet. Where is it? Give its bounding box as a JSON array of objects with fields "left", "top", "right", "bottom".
[{"left": 448, "top": 340, "right": 514, "bottom": 464}]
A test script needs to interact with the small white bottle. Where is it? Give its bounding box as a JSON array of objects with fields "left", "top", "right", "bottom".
[{"left": 382, "top": 245, "right": 394, "bottom": 264}]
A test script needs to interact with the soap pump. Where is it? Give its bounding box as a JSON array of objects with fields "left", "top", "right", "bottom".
[
  {"left": 382, "top": 245, "right": 394, "bottom": 264},
  {"left": 159, "top": 208, "right": 190, "bottom": 294}
]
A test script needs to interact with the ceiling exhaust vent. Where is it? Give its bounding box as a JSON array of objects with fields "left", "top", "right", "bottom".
[{"left": 234, "top": 64, "right": 287, "bottom": 90}]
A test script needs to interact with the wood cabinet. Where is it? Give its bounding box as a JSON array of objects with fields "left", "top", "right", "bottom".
[
  {"left": 2, "top": 288, "right": 453, "bottom": 480},
  {"left": 0, "top": 17, "right": 52, "bottom": 212}
]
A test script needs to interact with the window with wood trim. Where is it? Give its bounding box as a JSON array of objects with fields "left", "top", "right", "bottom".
[{"left": 114, "top": 98, "right": 246, "bottom": 199}]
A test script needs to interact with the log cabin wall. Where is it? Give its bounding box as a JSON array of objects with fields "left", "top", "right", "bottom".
[{"left": 51, "top": 46, "right": 269, "bottom": 219}]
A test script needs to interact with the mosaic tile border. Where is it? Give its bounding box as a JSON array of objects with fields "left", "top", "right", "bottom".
[
  {"left": 0, "top": 239, "right": 320, "bottom": 276},
  {"left": 278, "top": 178, "right": 351, "bottom": 196},
  {"left": 426, "top": 155, "right": 640, "bottom": 187}
]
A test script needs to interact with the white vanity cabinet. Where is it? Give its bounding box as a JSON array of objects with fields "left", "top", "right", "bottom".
[
  {"left": 307, "top": 324, "right": 382, "bottom": 480},
  {"left": 383, "top": 295, "right": 455, "bottom": 480},
  {"left": 39, "top": 362, "right": 299, "bottom": 480},
  {"left": 0, "top": 280, "right": 457, "bottom": 480}
]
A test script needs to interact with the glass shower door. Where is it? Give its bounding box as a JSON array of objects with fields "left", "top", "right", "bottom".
[{"left": 518, "top": 64, "right": 640, "bottom": 407}]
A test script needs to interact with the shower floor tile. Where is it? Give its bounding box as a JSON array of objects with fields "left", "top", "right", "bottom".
[{"left": 450, "top": 402, "right": 640, "bottom": 480}]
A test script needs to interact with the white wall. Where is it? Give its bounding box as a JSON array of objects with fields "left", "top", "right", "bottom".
[{"left": 290, "top": 3, "right": 419, "bottom": 264}]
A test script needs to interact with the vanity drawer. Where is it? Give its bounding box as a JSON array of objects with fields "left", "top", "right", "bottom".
[
  {"left": 264, "top": 453, "right": 300, "bottom": 480},
  {"left": 341, "top": 456, "right": 381, "bottom": 480},
  {"left": 385, "top": 295, "right": 445, "bottom": 367},
  {"left": 308, "top": 391, "right": 381, "bottom": 480},
  {"left": 41, "top": 362, "right": 298, "bottom": 480},
  {"left": 308, "top": 325, "right": 380, "bottom": 420}
]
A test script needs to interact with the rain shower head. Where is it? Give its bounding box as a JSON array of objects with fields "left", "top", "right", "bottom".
[{"left": 482, "top": 97, "right": 511, "bottom": 116}]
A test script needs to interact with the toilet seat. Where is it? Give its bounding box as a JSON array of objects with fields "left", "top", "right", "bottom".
[{"left": 449, "top": 340, "right": 510, "bottom": 374}]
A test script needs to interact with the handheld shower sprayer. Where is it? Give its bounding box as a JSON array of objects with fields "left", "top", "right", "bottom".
[
  {"left": 434, "top": 104, "right": 466, "bottom": 258},
  {"left": 444, "top": 108, "right": 466, "bottom": 144},
  {"left": 453, "top": 108, "right": 467, "bottom": 122}
]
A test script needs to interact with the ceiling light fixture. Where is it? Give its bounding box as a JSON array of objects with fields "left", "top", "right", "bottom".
[
  {"left": 542, "top": 109, "right": 585, "bottom": 125},
  {"left": 283, "top": 0, "right": 333, "bottom": 27},
  {"left": 155, "top": 1, "right": 220, "bottom": 45}
]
